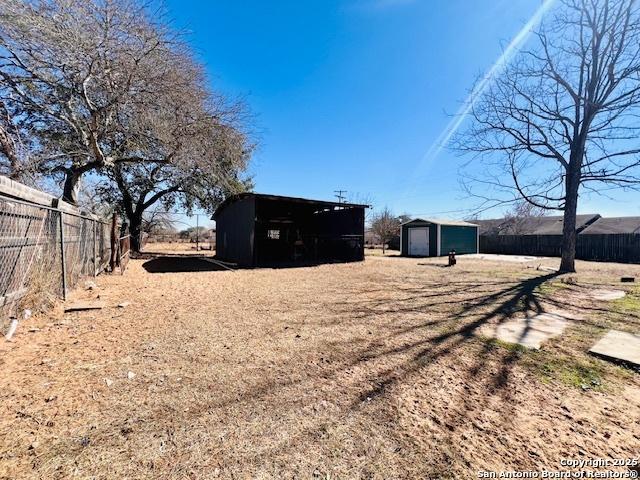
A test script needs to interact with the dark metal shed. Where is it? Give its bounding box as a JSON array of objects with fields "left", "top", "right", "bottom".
[
  {"left": 400, "top": 218, "right": 479, "bottom": 257},
  {"left": 213, "top": 193, "right": 367, "bottom": 267}
]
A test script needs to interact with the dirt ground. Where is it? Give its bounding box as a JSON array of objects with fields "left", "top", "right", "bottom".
[{"left": 1, "top": 245, "right": 639, "bottom": 479}]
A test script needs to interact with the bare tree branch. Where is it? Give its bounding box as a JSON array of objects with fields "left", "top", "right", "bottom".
[{"left": 456, "top": 0, "right": 640, "bottom": 272}]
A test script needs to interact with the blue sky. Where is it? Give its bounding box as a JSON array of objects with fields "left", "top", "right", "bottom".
[{"left": 165, "top": 0, "right": 640, "bottom": 220}]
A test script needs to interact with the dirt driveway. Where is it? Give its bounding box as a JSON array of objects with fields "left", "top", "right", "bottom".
[{"left": 1, "top": 249, "right": 639, "bottom": 479}]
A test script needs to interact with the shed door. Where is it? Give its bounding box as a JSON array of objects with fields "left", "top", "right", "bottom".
[{"left": 408, "top": 227, "right": 429, "bottom": 256}]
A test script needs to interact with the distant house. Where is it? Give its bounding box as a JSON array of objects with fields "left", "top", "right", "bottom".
[
  {"left": 400, "top": 218, "right": 479, "bottom": 257},
  {"left": 475, "top": 214, "right": 601, "bottom": 236},
  {"left": 581, "top": 217, "right": 640, "bottom": 234},
  {"left": 477, "top": 213, "right": 640, "bottom": 263}
]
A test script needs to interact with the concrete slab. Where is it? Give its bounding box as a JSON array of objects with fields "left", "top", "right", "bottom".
[
  {"left": 589, "top": 330, "right": 640, "bottom": 366},
  {"left": 538, "top": 266, "right": 558, "bottom": 272},
  {"left": 478, "top": 312, "right": 569, "bottom": 349},
  {"left": 466, "top": 254, "right": 540, "bottom": 263},
  {"left": 590, "top": 289, "right": 626, "bottom": 301}
]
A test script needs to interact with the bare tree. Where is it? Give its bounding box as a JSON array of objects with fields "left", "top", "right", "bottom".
[
  {"left": 142, "top": 210, "right": 177, "bottom": 236},
  {"left": 347, "top": 192, "right": 374, "bottom": 221},
  {"left": 0, "top": 0, "right": 188, "bottom": 202},
  {"left": 502, "top": 200, "right": 548, "bottom": 235},
  {"left": 75, "top": 180, "right": 113, "bottom": 216},
  {"left": 104, "top": 92, "right": 253, "bottom": 252},
  {"left": 109, "top": 139, "right": 251, "bottom": 251},
  {"left": 398, "top": 213, "right": 412, "bottom": 224},
  {"left": 1, "top": 0, "right": 254, "bottom": 252},
  {"left": 370, "top": 207, "right": 401, "bottom": 254},
  {"left": 459, "top": 0, "right": 640, "bottom": 272}
]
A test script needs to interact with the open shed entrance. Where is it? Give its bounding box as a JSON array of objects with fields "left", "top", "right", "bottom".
[{"left": 255, "top": 197, "right": 365, "bottom": 266}]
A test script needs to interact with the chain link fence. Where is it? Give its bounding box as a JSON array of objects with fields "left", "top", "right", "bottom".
[{"left": 0, "top": 193, "right": 110, "bottom": 333}]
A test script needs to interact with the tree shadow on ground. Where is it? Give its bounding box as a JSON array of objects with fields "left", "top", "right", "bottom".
[
  {"left": 174, "top": 271, "right": 562, "bottom": 413},
  {"left": 134, "top": 251, "right": 206, "bottom": 259},
  {"left": 142, "top": 256, "right": 230, "bottom": 273},
  {"left": 350, "top": 272, "right": 560, "bottom": 401},
  {"left": 69, "top": 270, "right": 587, "bottom": 476},
  {"left": 175, "top": 271, "right": 564, "bottom": 469}
]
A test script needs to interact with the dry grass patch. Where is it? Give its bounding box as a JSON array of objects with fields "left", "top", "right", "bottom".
[{"left": 0, "top": 252, "right": 639, "bottom": 479}]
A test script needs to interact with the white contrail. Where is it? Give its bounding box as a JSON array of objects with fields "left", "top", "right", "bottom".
[{"left": 406, "top": 0, "right": 557, "bottom": 187}]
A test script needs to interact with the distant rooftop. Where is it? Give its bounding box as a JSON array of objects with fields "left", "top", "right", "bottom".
[
  {"left": 581, "top": 217, "right": 640, "bottom": 234},
  {"left": 475, "top": 214, "right": 601, "bottom": 235}
]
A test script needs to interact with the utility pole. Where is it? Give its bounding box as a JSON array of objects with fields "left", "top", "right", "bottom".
[
  {"left": 334, "top": 190, "right": 347, "bottom": 204},
  {"left": 196, "top": 213, "right": 199, "bottom": 251}
]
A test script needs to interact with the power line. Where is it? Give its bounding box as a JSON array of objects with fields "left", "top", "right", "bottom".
[{"left": 334, "top": 190, "right": 347, "bottom": 204}]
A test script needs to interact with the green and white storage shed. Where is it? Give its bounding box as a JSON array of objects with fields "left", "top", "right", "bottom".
[{"left": 400, "top": 218, "right": 479, "bottom": 257}]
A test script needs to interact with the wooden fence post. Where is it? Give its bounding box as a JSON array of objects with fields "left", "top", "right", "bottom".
[{"left": 110, "top": 213, "right": 119, "bottom": 272}]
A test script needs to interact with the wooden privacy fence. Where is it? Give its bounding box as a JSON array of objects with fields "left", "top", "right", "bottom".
[{"left": 480, "top": 234, "right": 640, "bottom": 263}]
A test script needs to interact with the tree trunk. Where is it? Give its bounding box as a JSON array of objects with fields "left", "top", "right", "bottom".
[
  {"left": 0, "top": 128, "right": 20, "bottom": 179},
  {"left": 128, "top": 213, "right": 143, "bottom": 253},
  {"left": 109, "top": 212, "right": 119, "bottom": 272},
  {"left": 559, "top": 166, "right": 581, "bottom": 273},
  {"left": 62, "top": 170, "right": 81, "bottom": 205}
]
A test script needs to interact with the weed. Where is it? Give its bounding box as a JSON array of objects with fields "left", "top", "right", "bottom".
[
  {"left": 484, "top": 337, "right": 608, "bottom": 391},
  {"left": 560, "top": 276, "right": 578, "bottom": 285},
  {"left": 537, "top": 356, "right": 605, "bottom": 390},
  {"left": 611, "top": 289, "right": 640, "bottom": 313},
  {"left": 534, "top": 280, "right": 573, "bottom": 297},
  {"left": 485, "top": 338, "right": 529, "bottom": 355}
]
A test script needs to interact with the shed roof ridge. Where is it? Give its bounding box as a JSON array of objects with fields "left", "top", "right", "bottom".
[{"left": 401, "top": 217, "right": 478, "bottom": 227}]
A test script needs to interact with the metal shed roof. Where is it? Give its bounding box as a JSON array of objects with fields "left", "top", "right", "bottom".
[
  {"left": 213, "top": 192, "right": 369, "bottom": 219},
  {"left": 401, "top": 218, "right": 478, "bottom": 227}
]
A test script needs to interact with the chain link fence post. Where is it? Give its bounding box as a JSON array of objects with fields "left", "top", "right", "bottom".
[
  {"left": 93, "top": 219, "right": 97, "bottom": 277},
  {"left": 58, "top": 212, "right": 67, "bottom": 300}
]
